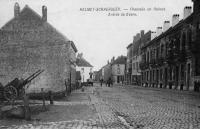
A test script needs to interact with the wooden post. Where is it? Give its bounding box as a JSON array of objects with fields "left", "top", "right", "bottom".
[
  {"left": 41, "top": 88, "right": 46, "bottom": 110},
  {"left": 23, "top": 94, "right": 31, "bottom": 120},
  {"left": 48, "top": 91, "right": 53, "bottom": 105}
]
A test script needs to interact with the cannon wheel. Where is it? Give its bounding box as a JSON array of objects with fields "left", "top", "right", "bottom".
[{"left": 3, "top": 85, "right": 18, "bottom": 101}]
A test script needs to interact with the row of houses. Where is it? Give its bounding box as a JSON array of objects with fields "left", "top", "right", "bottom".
[
  {"left": 97, "top": 0, "right": 200, "bottom": 91},
  {"left": 94, "top": 56, "right": 126, "bottom": 84},
  {"left": 0, "top": 3, "right": 93, "bottom": 93},
  {"left": 125, "top": 0, "right": 200, "bottom": 91}
]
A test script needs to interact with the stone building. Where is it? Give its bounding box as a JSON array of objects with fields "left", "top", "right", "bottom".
[
  {"left": 94, "top": 69, "right": 102, "bottom": 82},
  {"left": 140, "top": 1, "right": 200, "bottom": 91},
  {"left": 125, "top": 43, "right": 133, "bottom": 84},
  {"left": 111, "top": 56, "right": 126, "bottom": 84},
  {"left": 101, "top": 60, "right": 112, "bottom": 83},
  {"left": 0, "top": 3, "right": 78, "bottom": 93},
  {"left": 132, "top": 33, "right": 142, "bottom": 85}
]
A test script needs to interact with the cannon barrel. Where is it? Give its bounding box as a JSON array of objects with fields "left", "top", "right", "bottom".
[
  {"left": 3, "top": 69, "right": 44, "bottom": 101},
  {"left": 22, "top": 69, "right": 45, "bottom": 86}
]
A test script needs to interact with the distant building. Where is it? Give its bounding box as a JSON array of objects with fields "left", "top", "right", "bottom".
[
  {"left": 0, "top": 3, "right": 77, "bottom": 93},
  {"left": 94, "top": 69, "right": 102, "bottom": 82},
  {"left": 125, "top": 43, "right": 133, "bottom": 84},
  {"left": 132, "top": 33, "right": 141, "bottom": 85},
  {"left": 76, "top": 53, "right": 93, "bottom": 83},
  {"left": 111, "top": 56, "right": 126, "bottom": 84},
  {"left": 131, "top": 31, "right": 152, "bottom": 85},
  {"left": 102, "top": 60, "right": 112, "bottom": 82}
]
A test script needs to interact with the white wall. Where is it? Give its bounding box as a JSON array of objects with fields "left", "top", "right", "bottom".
[{"left": 76, "top": 66, "right": 93, "bottom": 82}]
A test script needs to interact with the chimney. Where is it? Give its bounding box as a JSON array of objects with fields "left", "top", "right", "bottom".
[
  {"left": 135, "top": 33, "right": 141, "bottom": 42},
  {"left": 151, "top": 31, "right": 156, "bottom": 40},
  {"left": 172, "top": 14, "right": 180, "bottom": 27},
  {"left": 14, "top": 2, "right": 20, "bottom": 17},
  {"left": 42, "top": 6, "right": 47, "bottom": 22},
  {"left": 163, "top": 21, "right": 170, "bottom": 32},
  {"left": 156, "top": 27, "right": 162, "bottom": 36},
  {"left": 112, "top": 57, "right": 115, "bottom": 62},
  {"left": 141, "top": 30, "right": 145, "bottom": 38},
  {"left": 133, "top": 36, "right": 136, "bottom": 42},
  {"left": 183, "top": 6, "right": 192, "bottom": 19}
]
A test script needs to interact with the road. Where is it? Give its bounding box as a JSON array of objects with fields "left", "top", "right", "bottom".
[{"left": 1, "top": 83, "right": 200, "bottom": 129}]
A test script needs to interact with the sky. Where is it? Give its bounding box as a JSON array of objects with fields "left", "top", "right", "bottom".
[{"left": 0, "top": 0, "right": 193, "bottom": 71}]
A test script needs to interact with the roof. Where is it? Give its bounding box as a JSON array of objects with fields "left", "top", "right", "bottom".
[
  {"left": 141, "top": 13, "right": 194, "bottom": 49},
  {"left": 0, "top": 4, "right": 76, "bottom": 47},
  {"left": 112, "top": 56, "right": 127, "bottom": 65},
  {"left": 127, "top": 43, "right": 133, "bottom": 49},
  {"left": 76, "top": 57, "right": 93, "bottom": 67}
]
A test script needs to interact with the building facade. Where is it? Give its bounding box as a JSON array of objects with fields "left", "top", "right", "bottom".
[
  {"left": 125, "top": 43, "right": 133, "bottom": 84},
  {"left": 132, "top": 33, "right": 142, "bottom": 85},
  {"left": 0, "top": 3, "right": 78, "bottom": 93},
  {"left": 140, "top": 1, "right": 200, "bottom": 91},
  {"left": 102, "top": 61, "right": 112, "bottom": 82},
  {"left": 111, "top": 56, "right": 126, "bottom": 84},
  {"left": 76, "top": 53, "right": 93, "bottom": 83}
]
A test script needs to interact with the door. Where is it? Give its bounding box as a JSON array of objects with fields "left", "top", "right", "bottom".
[{"left": 187, "top": 63, "right": 191, "bottom": 90}]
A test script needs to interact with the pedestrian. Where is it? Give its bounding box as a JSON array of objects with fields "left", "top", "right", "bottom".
[
  {"left": 108, "top": 77, "right": 112, "bottom": 87},
  {"left": 100, "top": 78, "right": 103, "bottom": 87}
]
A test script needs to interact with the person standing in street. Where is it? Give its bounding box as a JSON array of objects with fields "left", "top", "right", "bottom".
[{"left": 100, "top": 78, "right": 103, "bottom": 87}]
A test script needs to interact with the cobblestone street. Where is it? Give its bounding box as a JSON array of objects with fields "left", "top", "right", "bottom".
[{"left": 1, "top": 83, "right": 200, "bottom": 129}]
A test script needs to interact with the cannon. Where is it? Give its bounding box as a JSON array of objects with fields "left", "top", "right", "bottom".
[{"left": 0, "top": 69, "right": 44, "bottom": 101}]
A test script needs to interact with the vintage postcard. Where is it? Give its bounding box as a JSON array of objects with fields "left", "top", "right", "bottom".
[{"left": 0, "top": 0, "right": 199, "bottom": 129}]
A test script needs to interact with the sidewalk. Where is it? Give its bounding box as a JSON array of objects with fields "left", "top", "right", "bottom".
[
  {"left": 118, "top": 84, "right": 200, "bottom": 97},
  {"left": 0, "top": 87, "right": 99, "bottom": 128}
]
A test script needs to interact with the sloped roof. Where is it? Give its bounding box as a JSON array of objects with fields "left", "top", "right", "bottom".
[
  {"left": 112, "top": 56, "right": 127, "bottom": 65},
  {"left": 76, "top": 57, "right": 93, "bottom": 67},
  {"left": 0, "top": 5, "right": 77, "bottom": 49}
]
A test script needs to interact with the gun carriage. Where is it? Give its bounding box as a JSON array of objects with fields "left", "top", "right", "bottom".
[{"left": 0, "top": 69, "right": 44, "bottom": 101}]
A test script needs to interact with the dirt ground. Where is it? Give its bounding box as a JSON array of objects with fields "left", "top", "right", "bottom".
[{"left": 0, "top": 88, "right": 98, "bottom": 127}]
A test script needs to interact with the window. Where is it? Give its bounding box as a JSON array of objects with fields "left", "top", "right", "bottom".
[
  {"left": 181, "top": 64, "right": 185, "bottom": 80},
  {"left": 81, "top": 68, "right": 84, "bottom": 73},
  {"left": 161, "top": 44, "right": 164, "bottom": 57},
  {"left": 136, "top": 62, "right": 138, "bottom": 71},
  {"left": 117, "top": 65, "right": 120, "bottom": 74},
  {"left": 181, "top": 33, "right": 186, "bottom": 50},
  {"left": 197, "top": 21, "right": 200, "bottom": 30}
]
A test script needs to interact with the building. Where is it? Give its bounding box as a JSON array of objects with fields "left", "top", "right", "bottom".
[
  {"left": 94, "top": 69, "right": 102, "bottom": 82},
  {"left": 76, "top": 53, "right": 93, "bottom": 83},
  {"left": 0, "top": 3, "right": 78, "bottom": 93},
  {"left": 111, "top": 56, "right": 126, "bottom": 84},
  {"left": 101, "top": 60, "right": 112, "bottom": 82},
  {"left": 140, "top": 1, "right": 200, "bottom": 91},
  {"left": 132, "top": 33, "right": 142, "bottom": 85},
  {"left": 125, "top": 43, "right": 133, "bottom": 84}
]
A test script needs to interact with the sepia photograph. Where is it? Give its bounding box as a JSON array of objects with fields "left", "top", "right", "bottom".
[{"left": 0, "top": 0, "right": 199, "bottom": 128}]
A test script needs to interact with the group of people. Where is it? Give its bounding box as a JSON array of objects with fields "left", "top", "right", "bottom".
[{"left": 100, "top": 77, "right": 113, "bottom": 87}]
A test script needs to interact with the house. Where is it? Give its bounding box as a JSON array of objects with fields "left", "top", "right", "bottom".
[
  {"left": 76, "top": 53, "right": 93, "bottom": 83},
  {"left": 101, "top": 60, "right": 112, "bottom": 82},
  {"left": 0, "top": 3, "right": 78, "bottom": 93},
  {"left": 111, "top": 56, "right": 127, "bottom": 84}
]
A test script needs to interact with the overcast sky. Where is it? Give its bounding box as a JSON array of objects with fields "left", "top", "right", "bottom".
[{"left": 0, "top": 0, "right": 193, "bottom": 70}]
